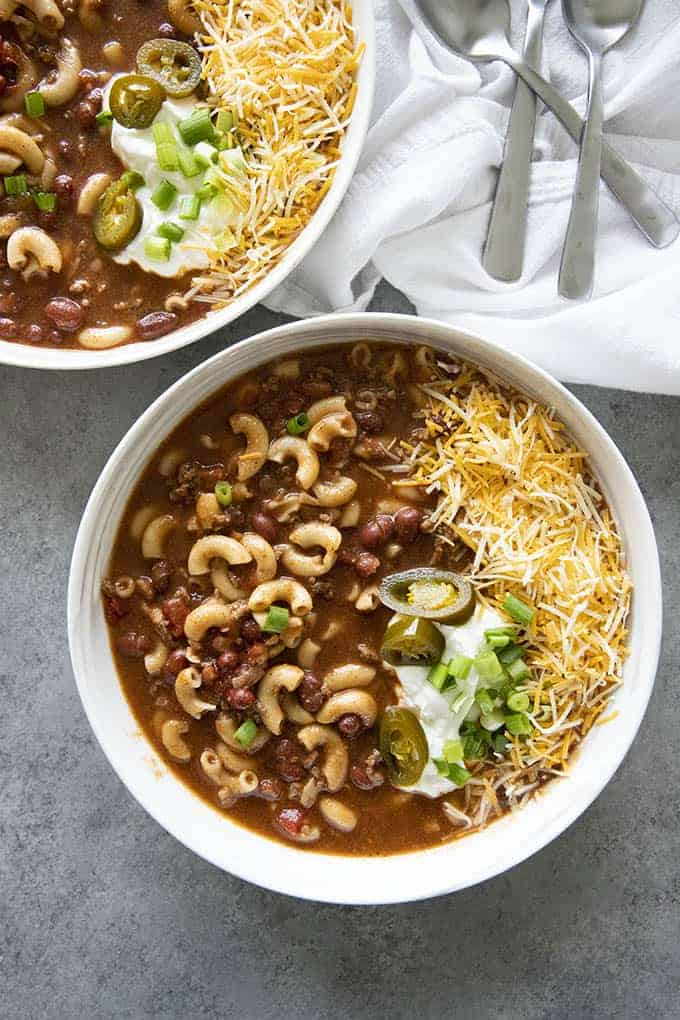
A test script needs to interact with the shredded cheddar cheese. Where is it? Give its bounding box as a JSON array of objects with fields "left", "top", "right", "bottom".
[
  {"left": 183, "top": 0, "right": 358, "bottom": 305},
  {"left": 401, "top": 362, "right": 632, "bottom": 831}
]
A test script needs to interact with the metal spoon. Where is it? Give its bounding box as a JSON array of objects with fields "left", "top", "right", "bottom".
[
  {"left": 483, "top": 0, "right": 549, "bottom": 282},
  {"left": 407, "top": 0, "right": 678, "bottom": 250},
  {"left": 558, "top": 0, "right": 643, "bottom": 300}
]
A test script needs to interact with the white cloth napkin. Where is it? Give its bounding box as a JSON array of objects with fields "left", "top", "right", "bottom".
[{"left": 266, "top": 0, "right": 680, "bottom": 395}]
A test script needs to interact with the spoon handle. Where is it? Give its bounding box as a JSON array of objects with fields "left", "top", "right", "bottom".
[
  {"left": 483, "top": 3, "right": 545, "bottom": 281},
  {"left": 558, "top": 51, "right": 603, "bottom": 300},
  {"left": 505, "top": 53, "right": 679, "bottom": 249}
]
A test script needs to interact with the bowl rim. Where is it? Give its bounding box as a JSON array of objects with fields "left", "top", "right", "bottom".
[
  {"left": 0, "top": 2, "right": 375, "bottom": 372},
  {"left": 68, "top": 312, "right": 663, "bottom": 904}
]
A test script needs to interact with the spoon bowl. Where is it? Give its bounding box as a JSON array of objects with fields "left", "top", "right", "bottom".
[
  {"left": 413, "top": 0, "right": 511, "bottom": 60},
  {"left": 563, "top": 0, "right": 643, "bottom": 53}
]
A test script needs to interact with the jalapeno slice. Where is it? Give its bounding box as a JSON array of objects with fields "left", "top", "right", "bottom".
[
  {"left": 381, "top": 615, "right": 445, "bottom": 667},
  {"left": 379, "top": 707, "right": 429, "bottom": 787},
  {"left": 379, "top": 567, "right": 476, "bottom": 625},
  {"left": 109, "top": 74, "right": 164, "bottom": 129},
  {"left": 137, "top": 39, "right": 202, "bottom": 98},
  {"left": 93, "top": 178, "right": 142, "bottom": 251}
]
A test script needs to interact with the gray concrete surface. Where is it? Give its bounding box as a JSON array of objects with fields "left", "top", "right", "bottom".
[{"left": 1, "top": 283, "right": 678, "bottom": 1020}]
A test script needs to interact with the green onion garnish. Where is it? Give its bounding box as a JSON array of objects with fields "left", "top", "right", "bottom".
[
  {"left": 121, "top": 169, "right": 144, "bottom": 191},
  {"left": 144, "top": 235, "right": 171, "bottom": 262},
  {"left": 475, "top": 688, "right": 495, "bottom": 716},
  {"left": 480, "top": 708, "right": 506, "bottom": 732},
  {"left": 156, "top": 142, "right": 179, "bottom": 172},
  {"left": 486, "top": 633, "right": 512, "bottom": 650},
  {"left": 177, "top": 147, "right": 201, "bottom": 178},
  {"left": 151, "top": 179, "right": 177, "bottom": 211},
  {"left": 196, "top": 182, "right": 218, "bottom": 203},
  {"left": 442, "top": 739, "right": 463, "bottom": 763},
  {"left": 474, "top": 650, "right": 504, "bottom": 684},
  {"left": 506, "top": 690, "right": 530, "bottom": 713},
  {"left": 215, "top": 109, "right": 235, "bottom": 133},
  {"left": 427, "top": 661, "right": 449, "bottom": 692},
  {"left": 233, "top": 719, "right": 257, "bottom": 748},
  {"left": 263, "top": 605, "right": 289, "bottom": 633},
  {"left": 178, "top": 194, "right": 200, "bottom": 220},
  {"left": 152, "top": 121, "right": 174, "bottom": 145},
  {"left": 157, "top": 221, "right": 185, "bottom": 243},
  {"left": 504, "top": 713, "right": 532, "bottom": 736},
  {"left": 214, "top": 481, "right": 232, "bottom": 507},
  {"left": 24, "top": 91, "right": 45, "bottom": 118},
  {"left": 503, "top": 593, "right": 535, "bottom": 626},
  {"left": 177, "top": 107, "right": 215, "bottom": 146},
  {"left": 32, "top": 191, "right": 56, "bottom": 212},
  {"left": 286, "top": 412, "right": 309, "bottom": 435},
  {"left": 492, "top": 732, "right": 508, "bottom": 753},
  {"left": 4, "top": 174, "right": 27, "bottom": 196},
  {"left": 95, "top": 109, "right": 114, "bottom": 127},
  {"left": 448, "top": 763, "right": 471, "bottom": 787},
  {"left": 193, "top": 141, "right": 218, "bottom": 168},
  {"left": 448, "top": 654, "right": 472, "bottom": 680},
  {"left": 497, "top": 642, "right": 525, "bottom": 666},
  {"left": 506, "top": 658, "right": 531, "bottom": 683},
  {"left": 462, "top": 728, "right": 488, "bottom": 761}
]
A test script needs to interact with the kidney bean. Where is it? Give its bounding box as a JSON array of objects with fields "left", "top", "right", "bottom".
[
  {"left": 53, "top": 174, "right": 75, "bottom": 204},
  {"left": 116, "top": 632, "right": 152, "bottom": 658},
  {"left": 350, "top": 762, "right": 385, "bottom": 790},
  {"left": 225, "top": 686, "right": 256, "bottom": 710},
  {"left": 274, "top": 739, "right": 305, "bottom": 782},
  {"left": 163, "top": 650, "right": 188, "bottom": 678},
  {"left": 161, "top": 595, "right": 190, "bottom": 637},
  {"left": 393, "top": 506, "right": 423, "bottom": 543},
  {"left": 354, "top": 551, "right": 380, "bottom": 578},
  {"left": 74, "top": 99, "right": 98, "bottom": 129},
  {"left": 217, "top": 649, "right": 240, "bottom": 674},
  {"left": 58, "top": 139, "right": 73, "bottom": 161},
  {"left": 251, "top": 510, "right": 277, "bottom": 543},
  {"left": 298, "top": 671, "right": 326, "bottom": 714},
  {"left": 246, "top": 642, "right": 268, "bottom": 666},
  {"left": 25, "top": 323, "right": 44, "bottom": 343},
  {"left": 0, "top": 317, "right": 17, "bottom": 340},
  {"left": 45, "top": 297, "right": 84, "bottom": 334},
  {"left": 359, "top": 514, "right": 394, "bottom": 548},
  {"left": 46, "top": 330, "right": 64, "bottom": 345},
  {"left": 150, "top": 559, "right": 172, "bottom": 593},
  {"left": 258, "top": 777, "right": 283, "bottom": 801},
  {"left": 337, "top": 713, "right": 363, "bottom": 738},
  {"left": 78, "top": 68, "right": 100, "bottom": 92},
  {"left": 136, "top": 310, "right": 178, "bottom": 341},
  {"left": 240, "top": 616, "right": 262, "bottom": 644},
  {"left": 275, "top": 806, "right": 306, "bottom": 837},
  {"left": 355, "top": 410, "right": 384, "bottom": 434},
  {"left": 103, "top": 595, "right": 127, "bottom": 623},
  {"left": 202, "top": 660, "right": 219, "bottom": 684}
]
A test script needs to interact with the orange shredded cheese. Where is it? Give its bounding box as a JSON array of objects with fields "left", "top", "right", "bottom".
[{"left": 184, "top": 0, "right": 357, "bottom": 305}]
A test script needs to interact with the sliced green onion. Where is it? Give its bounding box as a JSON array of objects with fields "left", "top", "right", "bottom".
[
  {"left": 485, "top": 626, "right": 517, "bottom": 640},
  {"left": 263, "top": 605, "right": 289, "bottom": 633},
  {"left": 462, "top": 728, "right": 488, "bottom": 761},
  {"left": 506, "top": 658, "right": 532, "bottom": 684},
  {"left": 506, "top": 690, "right": 530, "bottom": 713},
  {"left": 151, "top": 179, "right": 177, "bottom": 211},
  {"left": 196, "top": 182, "right": 218, "bottom": 203},
  {"left": 443, "top": 739, "right": 463, "bottom": 763},
  {"left": 4, "top": 174, "right": 27, "bottom": 196},
  {"left": 497, "top": 642, "right": 525, "bottom": 666},
  {"left": 144, "top": 235, "right": 171, "bottom": 262},
  {"left": 214, "top": 130, "right": 236, "bottom": 151},
  {"left": 448, "top": 763, "right": 471, "bottom": 787},
  {"left": 487, "top": 633, "right": 512, "bottom": 650},
  {"left": 215, "top": 109, "right": 235, "bottom": 133},
  {"left": 95, "top": 109, "right": 114, "bottom": 127},
  {"left": 121, "top": 169, "right": 145, "bottom": 191},
  {"left": 25, "top": 90, "right": 45, "bottom": 118},
  {"left": 233, "top": 719, "right": 257, "bottom": 748},
  {"left": 492, "top": 732, "right": 508, "bottom": 753},
  {"left": 474, "top": 650, "right": 504, "bottom": 683},
  {"left": 475, "top": 688, "right": 495, "bottom": 716},
  {"left": 503, "top": 592, "right": 535, "bottom": 626},
  {"left": 177, "top": 107, "right": 214, "bottom": 146},
  {"left": 157, "top": 220, "right": 185, "bottom": 243},
  {"left": 504, "top": 712, "right": 533, "bottom": 736},
  {"left": 211, "top": 228, "right": 235, "bottom": 254},
  {"left": 434, "top": 759, "right": 450, "bottom": 777},
  {"left": 214, "top": 481, "right": 232, "bottom": 507},
  {"left": 32, "top": 190, "right": 56, "bottom": 212},
  {"left": 152, "top": 121, "right": 175, "bottom": 145},
  {"left": 156, "top": 142, "right": 179, "bottom": 171},
  {"left": 448, "top": 654, "right": 472, "bottom": 680},
  {"left": 450, "top": 689, "right": 468, "bottom": 713},
  {"left": 480, "top": 708, "right": 506, "bottom": 732},
  {"left": 177, "top": 146, "right": 201, "bottom": 178},
  {"left": 178, "top": 194, "right": 201, "bottom": 220},
  {"left": 286, "top": 412, "right": 309, "bottom": 435},
  {"left": 193, "top": 140, "right": 218, "bottom": 167},
  {"left": 427, "top": 661, "right": 449, "bottom": 692}
]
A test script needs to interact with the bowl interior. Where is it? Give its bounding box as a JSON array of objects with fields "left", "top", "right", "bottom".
[
  {"left": 0, "top": 2, "right": 375, "bottom": 371},
  {"left": 68, "top": 314, "right": 662, "bottom": 903}
]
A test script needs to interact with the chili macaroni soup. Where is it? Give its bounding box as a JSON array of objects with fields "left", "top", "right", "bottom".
[
  {"left": 0, "top": 0, "right": 359, "bottom": 350},
  {"left": 102, "top": 341, "right": 632, "bottom": 855}
]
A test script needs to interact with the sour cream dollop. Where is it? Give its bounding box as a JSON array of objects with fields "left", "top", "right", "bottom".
[
  {"left": 104, "top": 83, "right": 241, "bottom": 278},
  {"left": 393, "top": 603, "right": 507, "bottom": 797}
]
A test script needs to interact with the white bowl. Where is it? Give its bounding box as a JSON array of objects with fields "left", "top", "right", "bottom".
[
  {"left": 1, "top": 4, "right": 374, "bottom": 371},
  {"left": 68, "top": 313, "right": 662, "bottom": 904}
]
